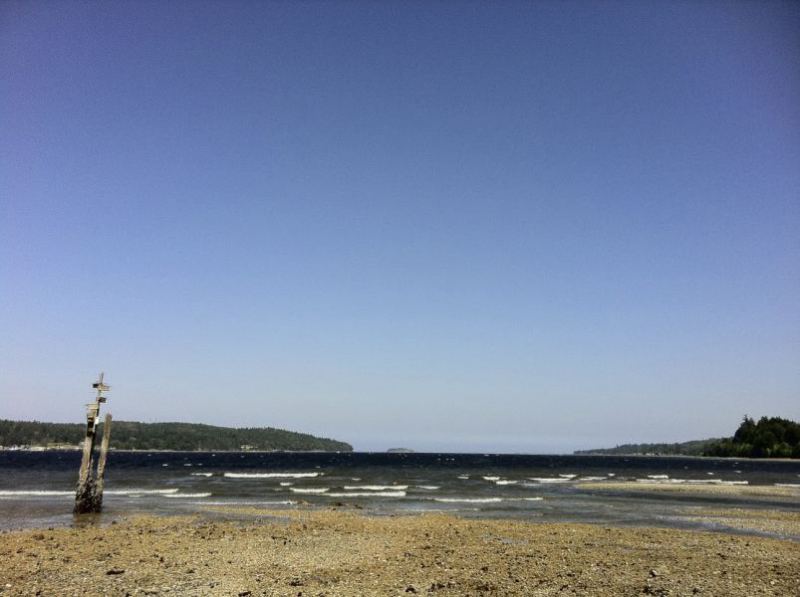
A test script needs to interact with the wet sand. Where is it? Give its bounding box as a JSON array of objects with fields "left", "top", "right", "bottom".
[
  {"left": 577, "top": 480, "right": 800, "bottom": 498},
  {"left": 1, "top": 506, "right": 798, "bottom": 596}
]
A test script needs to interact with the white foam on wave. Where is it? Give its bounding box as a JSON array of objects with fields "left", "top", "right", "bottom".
[
  {"left": 165, "top": 492, "right": 211, "bottom": 498},
  {"left": 457, "top": 475, "right": 469, "bottom": 480},
  {"left": 223, "top": 472, "right": 321, "bottom": 479},
  {"left": 686, "top": 479, "right": 748, "bottom": 486},
  {"left": 416, "top": 485, "right": 440, "bottom": 490},
  {"left": 559, "top": 474, "right": 577, "bottom": 479},
  {"left": 434, "top": 497, "right": 503, "bottom": 503},
  {"left": 636, "top": 478, "right": 749, "bottom": 486},
  {"left": 578, "top": 476, "right": 607, "bottom": 482},
  {"left": 482, "top": 476, "right": 500, "bottom": 481},
  {"left": 343, "top": 485, "right": 408, "bottom": 491},
  {"left": 494, "top": 480, "right": 518, "bottom": 485},
  {"left": 191, "top": 472, "right": 213, "bottom": 477},
  {"left": 774, "top": 483, "right": 800, "bottom": 488},
  {"left": 192, "top": 499, "right": 297, "bottom": 506},
  {"left": 289, "top": 487, "right": 329, "bottom": 494},
  {"left": 280, "top": 482, "right": 294, "bottom": 487},
  {"left": 105, "top": 488, "right": 180, "bottom": 495},
  {"left": 326, "top": 491, "right": 406, "bottom": 498},
  {"left": 506, "top": 497, "right": 544, "bottom": 502},
  {"left": 527, "top": 477, "right": 571, "bottom": 484},
  {"left": 0, "top": 490, "right": 74, "bottom": 497},
  {"left": 647, "top": 475, "right": 670, "bottom": 480}
]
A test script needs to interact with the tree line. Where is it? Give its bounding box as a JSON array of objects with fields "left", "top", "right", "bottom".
[
  {"left": 0, "top": 419, "right": 352, "bottom": 452},
  {"left": 704, "top": 416, "right": 800, "bottom": 458},
  {"left": 575, "top": 416, "right": 800, "bottom": 458}
]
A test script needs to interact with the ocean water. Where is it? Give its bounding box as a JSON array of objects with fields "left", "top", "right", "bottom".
[{"left": 1, "top": 451, "right": 799, "bottom": 537}]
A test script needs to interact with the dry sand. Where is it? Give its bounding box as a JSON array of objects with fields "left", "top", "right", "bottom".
[{"left": 1, "top": 506, "right": 799, "bottom": 596}]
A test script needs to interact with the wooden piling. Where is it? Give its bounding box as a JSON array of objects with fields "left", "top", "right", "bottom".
[
  {"left": 94, "top": 413, "right": 112, "bottom": 509},
  {"left": 74, "top": 373, "right": 112, "bottom": 514}
]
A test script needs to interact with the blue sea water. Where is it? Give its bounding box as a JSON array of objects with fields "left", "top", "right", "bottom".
[{"left": 1, "top": 451, "right": 799, "bottom": 537}]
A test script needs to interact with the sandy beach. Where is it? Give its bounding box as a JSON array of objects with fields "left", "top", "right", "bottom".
[{"left": 1, "top": 504, "right": 798, "bottom": 597}]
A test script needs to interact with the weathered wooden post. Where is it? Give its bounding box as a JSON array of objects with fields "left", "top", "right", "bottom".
[{"left": 74, "top": 373, "right": 112, "bottom": 514}]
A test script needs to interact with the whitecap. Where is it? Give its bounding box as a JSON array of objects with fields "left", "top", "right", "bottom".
[
  {"left": 105, "top": 488, "right": 180, "bottom": 495},
  {"left": 647, "top": 475, "right": 669, "bottom": 480},
  {"left": 416, "top": 485, "right": 440, "bottom": 490},
  {"left": 191, "top": 472, "right": 213, "bottom": 477},
  {"left": 578, "top": 476, "right": 607, "bottom": 482},
  {"left": 457, "top": 475, "right": 469, "bottom": 480},
  {"left": 279, "top": 482, "right": 294, "bottom": 487},
  {"left": 223, "top": 472, "right": 321, "bottom": 479},
  {"left": 326, "top": 491, "right": 406, "bottom": 498},
  {"left": 193, "top": 499, "right": 297, "bottom": 506},
  {"left": 494, "top": 480, "right": 518, "bottom": 485},
  {"left": 0, "top": 490, "right": 74, "bottom": 497},
  {"left": 527, "top": 477, "right": 571, "bottom": 484},
  {"left": 774, "top": 483, "right": 800, "bottom": 488},
  {"left": 289, "top": 487, "right": 329, "bottom": 494},
  {"left": 558, "top": 474, "right": 577, "bottom": 479},
  {"left": 433, "top": 497, "right": 503, "bottom": 503},
  {"left": 165, "top": 492, "right": 211, "bottom": 498},
  {"left": 482, "top": 476, "right": 500, "bottom": 481},
  {"left": 343, "top": 485, "right": 408, "bottom": 491}
]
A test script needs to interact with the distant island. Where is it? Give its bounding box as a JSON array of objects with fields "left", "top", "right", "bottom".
[
  {"left": 576, "top": 416, "right": 800, "bottom": 459},
  {"left": 0, "top": 419, "right": 352, "bottom": 452}
]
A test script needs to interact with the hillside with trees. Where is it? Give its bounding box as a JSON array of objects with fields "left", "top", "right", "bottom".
[
  {"left": 574, "top": 438, "right": 721, "bottom": 457},
  {"left": 575, "top": 416, "right": 800, "bottom": 459},
  {"left": 704, "top": 416, "right": 800, "bottom": 458},
  {"left": 0, "top": 419, "right": 352, "bottom": 452}
]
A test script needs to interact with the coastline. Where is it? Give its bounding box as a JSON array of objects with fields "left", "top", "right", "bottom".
[
  {"left": 1, "top": 508, "right": 798, "bottom": 596},
  {"left": 3, "top": 447, "right": 800, "bottom": 461}
]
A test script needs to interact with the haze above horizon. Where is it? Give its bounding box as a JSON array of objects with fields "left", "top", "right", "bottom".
[{"left": 2, "top": 1, "right": 798, "bottom": 453}]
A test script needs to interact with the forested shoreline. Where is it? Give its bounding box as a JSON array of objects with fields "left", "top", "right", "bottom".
[
  {"left": 0, "top": 419, "right": 352, "bottom": 452},
  {"left": 576, "top": 416, "right": 800, "bottom": 459}
]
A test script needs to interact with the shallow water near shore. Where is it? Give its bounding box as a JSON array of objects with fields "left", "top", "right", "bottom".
[{"left": 2, "top": 451, "right": 799, "bottom": 539}]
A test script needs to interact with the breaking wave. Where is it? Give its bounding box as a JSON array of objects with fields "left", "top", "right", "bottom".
[
  {"left": 0, "top": 490, "right": 74, "bottom": 497},
  {"left": 289, "top": 487, "right": 329, "bottom": 494},
  {"left": 343, "top": 485, "right": 408, "bottom": 491},
  {"left": 434, "top": 497, "right": 503, "bottom": 503},
  {"left": 223, "top": 472, "right": 321, "bottom": 479},
  {"left": 326, "top": 491, "right": 406, "bottom": 498}
]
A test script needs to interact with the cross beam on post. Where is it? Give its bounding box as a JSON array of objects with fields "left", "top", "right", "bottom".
[{"left": 74, "top": 372, "right": 113, "bottom": 514}]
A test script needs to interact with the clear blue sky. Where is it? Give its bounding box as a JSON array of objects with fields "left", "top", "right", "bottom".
[{"left": 2, "top": 1, "right": 798, "bottom": 452}]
